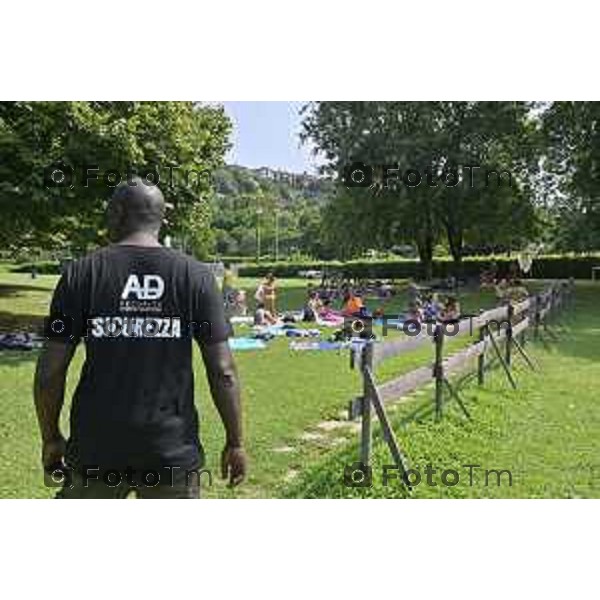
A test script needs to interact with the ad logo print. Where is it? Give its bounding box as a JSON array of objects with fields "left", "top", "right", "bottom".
[{"left": 121, "top": 275, "right": 165, "bottom": 301}]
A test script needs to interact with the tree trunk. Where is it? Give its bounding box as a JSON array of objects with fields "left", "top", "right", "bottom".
[
  {"left": 416, "top": 235, "right": 434, "bottom": 281},
  {"left": 446, "top": 222, "right": 464, "bottom": 279}
]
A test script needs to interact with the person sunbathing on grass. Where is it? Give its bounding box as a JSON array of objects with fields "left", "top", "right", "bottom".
[
  {"left": 254, "top": 302, "right": 278, "bottom": 326},
  {"left": 440, "top": 295, "right": 461, "bottom": 323},
  {"left": 314, "top": 299, "right": 345, "bottom": 327}
]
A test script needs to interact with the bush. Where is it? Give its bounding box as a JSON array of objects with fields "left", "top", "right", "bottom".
[
  {"left": 212, "top": 256, "right": 256, "bottom": 265},
  {"left": 10, "top": 254, "right": 600, "bottom": 280},
  {"left": 237, "top": 254, "right": 600, "bottom": 280}
]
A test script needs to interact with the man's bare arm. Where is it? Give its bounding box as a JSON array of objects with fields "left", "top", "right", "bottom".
[
  {"left": 200, "top": 340, "right": 246, "bottom": 485},
  {"left": 33, "top": 341, "right": 77, "bottom": 467},
  {"left": 200, "top": 341, "right": 243, "bottom": 446}
]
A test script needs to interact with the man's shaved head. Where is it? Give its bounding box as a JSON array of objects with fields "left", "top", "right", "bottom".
[{"left": 107, "top": 177, "right": 165, "bottom": 241}]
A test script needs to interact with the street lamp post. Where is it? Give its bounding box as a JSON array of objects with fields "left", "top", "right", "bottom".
[
  {"left": 256, "top": 207, "right": 263, "bottom": 263},
  {"left": 275, "top": 209, "right": 280, "bottom": 262}
]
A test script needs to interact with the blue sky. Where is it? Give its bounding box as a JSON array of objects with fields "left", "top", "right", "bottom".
[{"left": 220, "top": 101, "right": 321, "bottom": 174}]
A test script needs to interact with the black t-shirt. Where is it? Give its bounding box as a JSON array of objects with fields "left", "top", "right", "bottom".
[{"left": 49, "top": 244, "right": 230, "bottom": 472}]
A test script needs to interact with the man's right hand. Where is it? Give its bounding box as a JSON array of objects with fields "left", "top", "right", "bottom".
[{"left": 221, "top": 445, "right": 247, "bottom": 487}]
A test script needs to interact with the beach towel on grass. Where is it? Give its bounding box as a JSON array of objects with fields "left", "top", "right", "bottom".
[
  {"left": 230, "top": 316, "right": 254, "bottom": 325},
  {"left": 289, "top": 341, "right": 346, "bottom": 351},
  {"left": 285, "top": 328, "right": 320, "bottom": 338},
  {"left": 229, "top": 337, "right": 267, "bottom": 351}
]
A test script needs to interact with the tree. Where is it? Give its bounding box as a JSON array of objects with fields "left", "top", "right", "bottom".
[
  {"left": 302, "top": 101, "right": 540, "bottom": 277},
  {"left": 0, "top": 101, "right": 231, "bottom": 254},
  {"left": 209, "top": 165, "right": 332, "bottom": 259},
  {"left": 302, "top": 102, "right": 442, "bottom": 276},
  {"left": 542, "top": 102, "right": 600, "bottom": 251}
]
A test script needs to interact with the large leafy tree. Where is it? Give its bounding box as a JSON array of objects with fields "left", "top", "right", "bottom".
[
  {"left": 542, "top": 101, "right": 600, "bottom": 251},
  {"left": 0, "top": 101, "right": 231, "bottom": 254},
  {"left": 302, "top": 101, "right": 540, "bottom": 277}
]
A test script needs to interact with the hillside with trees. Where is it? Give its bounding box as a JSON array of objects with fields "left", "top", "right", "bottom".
[{"left": 208, "top": 165, "right": 334, "bottom": 260}]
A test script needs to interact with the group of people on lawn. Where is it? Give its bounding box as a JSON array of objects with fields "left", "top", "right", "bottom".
[
  {"left": 222, "top": 262, "right": 531, "bottom": 332},
  {"left": 222, "top": 268, "right": 484, "bottom": 330}
]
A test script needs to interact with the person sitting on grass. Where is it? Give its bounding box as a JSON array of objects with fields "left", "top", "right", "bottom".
[
  {"left": 440, "top": 295, "right": 461, "bottom": 322},
  {"left": 318, "top": 299, "right": 335, "bottom": 319},
  {"left": 423, "top": 292, "right": 442, "bottom": 322},
  {"left": 316, "top": 299, "right": 343, "bottom": 325},
  {"left": 233, "top": 290, "right": 248, "bottom": 316},
  {"left": 254, "top": 302, "right": 278, "bottom": 326},
  {"left": 303, "top": 291, "right": 322, "bottom": 322},
  {"left": 342, "top": 289, "right": 365, "bottom": 317},
  {"left": 405, "top": 299, "right": 423, "bottom": 324}
]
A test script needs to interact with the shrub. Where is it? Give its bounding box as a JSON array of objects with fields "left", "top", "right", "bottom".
[{"left": 237, "top": 254, "right": 600, "bottom": 280}]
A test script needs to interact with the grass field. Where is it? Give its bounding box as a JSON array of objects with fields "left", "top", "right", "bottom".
[
  {"left": 0, "top": 261, "right": 598, "bottom": 498},
  {"left": 284, "top": 283, "right": 600, "bottom": 498}
]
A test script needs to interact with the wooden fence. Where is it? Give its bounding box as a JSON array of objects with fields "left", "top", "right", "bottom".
[{"left": 347, "top": 279, "right": 575, "bottom": 482}]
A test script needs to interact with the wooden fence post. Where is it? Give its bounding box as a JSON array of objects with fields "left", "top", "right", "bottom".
[
  {"left": 505, "top": 303, "right": 514, "bottom": 368},
  {"left": 569, "top": 278, "right": 575, "bottom": 312},
  {"left": 521, "top": 300, "right": 529, "bottom": 348},
  {"left": 434, "top": 324, "right": 444, "bottom": 421},
  {"left": 477, "top": 322, "right": 486, "bottom": 385},
  {"left": 534, "top": 294, "right": 541, "bottom": 341},
  {"left": 360, "top": 343, "right": 373, "bottom": 465}
]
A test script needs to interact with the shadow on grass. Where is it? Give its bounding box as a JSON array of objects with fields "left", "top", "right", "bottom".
[
  {"left": 0, "top": 349, "right": 40, "bottom": 367},
  {"left": 0, "top": 311, "right": 45, "bottom": 334},
  {"left": 0, "top": 282, "right": 53, "bottom": 296}
]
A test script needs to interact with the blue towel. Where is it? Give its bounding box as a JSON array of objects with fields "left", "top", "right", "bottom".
[
  {"left": 229, "top": 337, "right": 267, "bottom": 351},
  {"left": 289, "top": 341, "right": 350, "bottom": 351}
]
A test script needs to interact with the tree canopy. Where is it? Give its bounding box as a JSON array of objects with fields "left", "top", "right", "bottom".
[
  {"left": 542, "top": 102, "right": 600, "bottom": 251},
  {"left": 302, "top": 101, "right": 542, "bottom": 276},
  {"left": 0, "top": 101, "right": 231, "bottom": 254},
  {"left": 0, "top": 101, "right": 599, "bottom": 265}
]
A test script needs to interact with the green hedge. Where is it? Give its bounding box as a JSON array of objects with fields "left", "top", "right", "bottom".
[
  {"left": 211, "top": 256, "right": 255, "bottom": 264},
  {"left": 10, "top": 254, "right": 600, "bottom": 280},
  {"left": 237, "top": 255, "right": 600, "bottom": 280}
]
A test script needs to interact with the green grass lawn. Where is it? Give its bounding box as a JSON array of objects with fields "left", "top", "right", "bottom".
[
  {"left": 284, "top": 283, "right": 600, "bottom": 498},
  {"left": 0, "top": 262, "right": 598, "bottom": 498}
]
